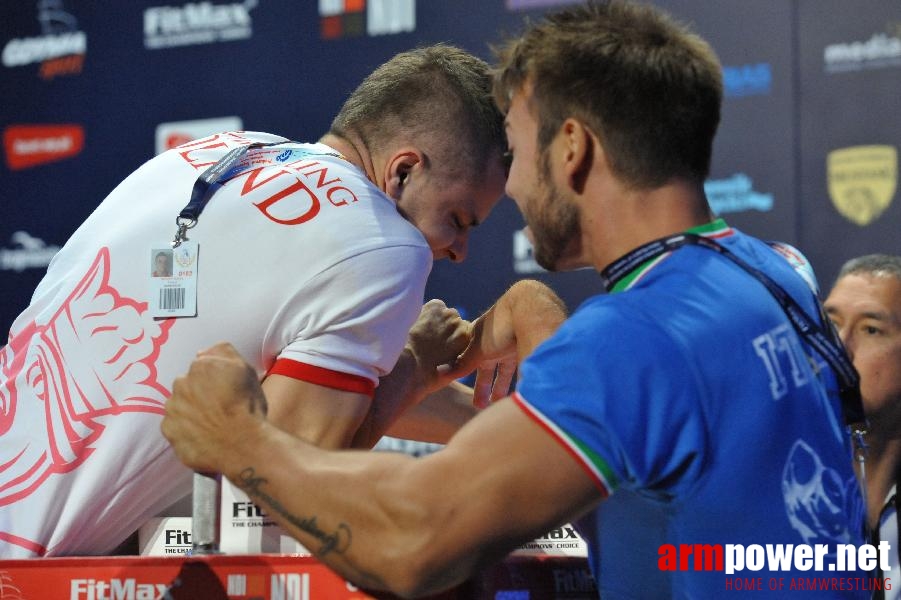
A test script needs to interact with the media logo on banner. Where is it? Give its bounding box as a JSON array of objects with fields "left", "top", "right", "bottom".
[
  {"left": 319, "top": 0, "right": 415, "bottom": 40},
  {"left": 704, "top": 173, "right": 774, "bottom": 215},
  {"left": 3, "top": 123, "right": 84, "bottom": 170},
  {"left": 722, "top": 63, "right": 772, "bottom": 98},
  {"left": 144, "top": 0, "right": 257, "bottom": 49},
  {"left": 827, "top": 145, "right": 897, "bottom": 226},
  {"left": 0, "top": 231, "right": 61, "bottom": 273},
  {"left": 824, "top": 24, "right": 901, "bottom": 74},
  {"left": 1, "top": 0, "right": 86, "bottom": 79},
  {"left": 155, "top": 116, "right": 243, "bottom": 154}
]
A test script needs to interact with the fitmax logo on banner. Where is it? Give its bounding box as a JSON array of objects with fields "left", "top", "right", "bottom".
[
  {"left": 70, "top": 579, "right": 175, "bottom": 600},
  {"left": 1, "top": 0, "right": 86, "bottom": 79},
  {"left": 144, "top": 1, "right": 257, "bottom": 49}
]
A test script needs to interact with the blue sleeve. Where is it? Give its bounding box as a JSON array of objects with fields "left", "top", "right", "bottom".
[{"left": 515, "top": 299, "right": 710, "bottom": 499}]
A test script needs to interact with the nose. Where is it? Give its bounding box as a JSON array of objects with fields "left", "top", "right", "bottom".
[
  {"left": 835, "top": 326, "right": 855, "bottom": 361},
  {"left": 447, "top": 235, "right": 469, "bottom": 263}
]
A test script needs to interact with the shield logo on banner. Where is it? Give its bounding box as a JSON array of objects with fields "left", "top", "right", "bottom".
[{"left": 827, "top": 145, "right": 897, "bottom": 226}]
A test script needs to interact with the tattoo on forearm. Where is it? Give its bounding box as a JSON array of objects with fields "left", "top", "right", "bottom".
[{"left": 237, "top": 467, "right": 352, "bottom": 557}]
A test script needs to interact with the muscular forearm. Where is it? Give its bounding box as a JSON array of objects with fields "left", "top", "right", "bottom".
[
  {"left": 220, "top": 420, "right": 480, "bottom": 596},
  {"left": 163, "top": 345, "right": 597, "bottom": 598}
]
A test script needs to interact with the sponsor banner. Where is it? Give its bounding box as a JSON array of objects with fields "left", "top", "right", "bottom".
[
  {"left": 512, "top": 229, "right": 544, "bottom": 275},
  {"left": 0, "top": 555, "right": 371, "bottom": 599},
  {"left": 704, "top": 173, "right": 774, "bottom": 215},
  {"left": 722, "top": 63, "right": 772, "bottom": 98},
  {"left": 319, "top": 0, "right": 414, "bottom": 39},
  {"left": 0, "top": 553, "right": 593, "bottom": 599},
  {"left": 373, "top": 435, "right": 444, "bottom": 457},
  {"left": 824, "top": 30, "right": 901, "bottom": 74},
  {"left": 0, "top": 231, "right": 60, "bottom": 272},
  {"left": 512, "top": 524, "right": 588, "bottom": 558},
  {"left": 144, "top": 1, "right": 258, "bottom": 50},
  {"left": 2, "top": 0, "right": 86, "bottom": 79},
  {"left": 827, "top": 145, "right": 897, "bottom": 226},
  {"left": 139, "top": 517, "right": 193, "bottom": 556},
  {"left": 220, "top": 480, "right": 311, "bottom": 555},
  {"left": 155, "top": 116, "right": 243, "bottom": 154},
  {"left": 3, "top": 124, "right": 84, "bottom": 170}
]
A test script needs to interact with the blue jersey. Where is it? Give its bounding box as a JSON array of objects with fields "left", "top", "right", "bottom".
[{"left": 515, "top": 220, "right": 869, "bottom": 599}]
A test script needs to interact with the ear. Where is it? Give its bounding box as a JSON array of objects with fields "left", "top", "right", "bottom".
[
  {"left": 560, "top": 118, "right": 594, "bottom": 194},
  {"left": 384, "top": 149, "right": 423, "bottom": 200}
]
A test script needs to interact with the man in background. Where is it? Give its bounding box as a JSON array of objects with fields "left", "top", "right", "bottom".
[{"left": 825, "top": 254, "right": 901, "bottom": 599}]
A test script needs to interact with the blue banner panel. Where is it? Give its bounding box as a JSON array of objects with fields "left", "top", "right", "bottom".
[
  {"left": 797, "top": 0, "right": 901, "bottom": 286},
  {"left": 3, "top": 0, "right": 899, "bottom": 334}
]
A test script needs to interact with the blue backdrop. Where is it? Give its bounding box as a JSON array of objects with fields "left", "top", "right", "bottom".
[{"left": 2, "top": 0, "right": 900, "bottom": 333}]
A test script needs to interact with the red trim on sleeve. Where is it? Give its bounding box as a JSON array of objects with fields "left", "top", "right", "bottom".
[{"left": 268, "top": 358, "right": 375, "bottom": 398}]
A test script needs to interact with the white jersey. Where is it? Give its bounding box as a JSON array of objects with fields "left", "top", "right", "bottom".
[{"left": 0, "top": 131, "right": 432, "bottom": 557}]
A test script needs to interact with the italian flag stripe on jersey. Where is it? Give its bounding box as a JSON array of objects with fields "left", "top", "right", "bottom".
[
  {"left": 512, "top": 392, "right": 617, "bottom": 496},
  {"left": 610, "top": 218, "right": 735, "bottom": 293}
]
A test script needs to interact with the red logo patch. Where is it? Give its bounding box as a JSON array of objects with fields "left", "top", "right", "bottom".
[{"left": 3, "top": 124, "right": 85, "bottom": 170}]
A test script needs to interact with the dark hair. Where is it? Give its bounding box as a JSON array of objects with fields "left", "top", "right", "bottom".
[
  {"left": 330, "top": 44, "right": 506, "bottom": 179},
  {"left": 492, "top": 0, "right": 722, "bottom": 188},
  {"left": 837, "top": 254, "right": 901, "bottom": 282}
]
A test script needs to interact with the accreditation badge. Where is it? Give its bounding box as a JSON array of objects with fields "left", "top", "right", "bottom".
[{"left": 148, "top": 242, "right": 199, "bottom": 318}]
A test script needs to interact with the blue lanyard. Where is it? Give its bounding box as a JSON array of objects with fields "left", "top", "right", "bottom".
[
  {"left": 171, "top": 142, "right": 283, "bottom": 247},
  {"left": 600, "top": 232, "right": 866, "bottom": 430},
  {"left": 170, "top": 141, "right": 343, "bottom": 248}
]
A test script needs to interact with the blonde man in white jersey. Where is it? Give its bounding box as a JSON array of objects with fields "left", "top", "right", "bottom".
[{"left": 0, "top": 44, "right": 509, "bottom": 557}]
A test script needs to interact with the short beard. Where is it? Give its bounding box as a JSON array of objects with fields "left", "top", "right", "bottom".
[{"left": 531, "top": 150, "right": 580, "bottom": 271}]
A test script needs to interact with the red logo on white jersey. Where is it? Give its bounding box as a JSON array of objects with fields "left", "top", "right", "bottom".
[{"left": 0, "top": 248, "right": 173, "bottom": 505}]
